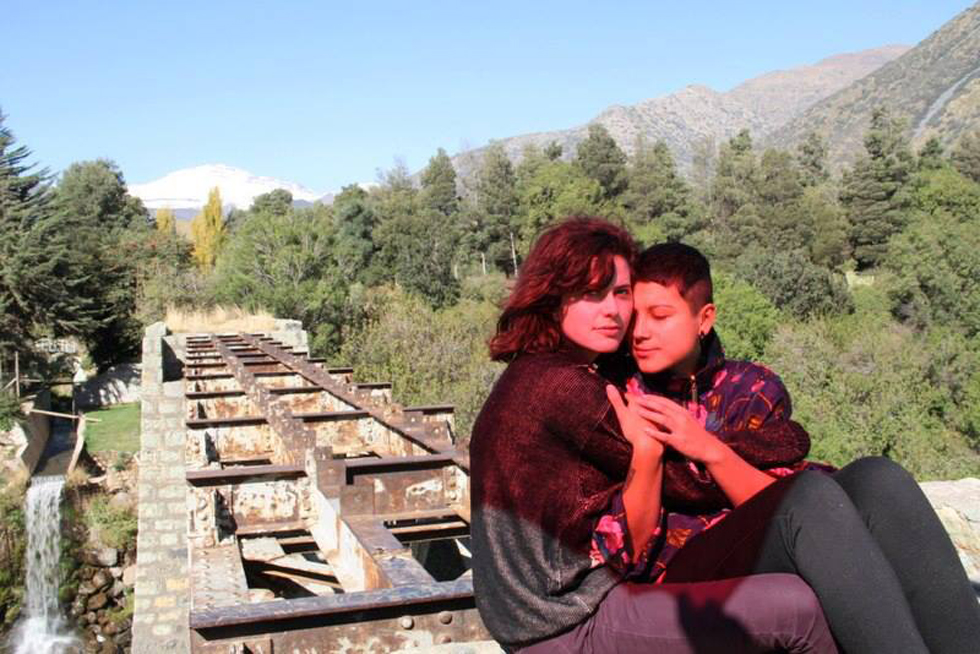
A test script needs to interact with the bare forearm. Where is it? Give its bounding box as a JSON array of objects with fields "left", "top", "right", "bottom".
[
  {"left": 623, "top": 446, "right": 664, "bottom": 552},
  {"left": 704, "top": 442, "right": 775, "bottom": 506}
]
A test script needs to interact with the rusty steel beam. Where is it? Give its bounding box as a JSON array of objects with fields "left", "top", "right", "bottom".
[
  {"left": 186, "top": 464, "right": 306, "bottom": 486},
  {"left": 209, "top": 336, "right": 318, "bottom": 465},
  {"left": 189, "top": 578, "right": 475, "bottom": 630},
  {"left": 238, "top": 334, "right": 453, "bottom": 456},
  {"left": 186, "top": 410, "right": 372, "bottom": 430}
]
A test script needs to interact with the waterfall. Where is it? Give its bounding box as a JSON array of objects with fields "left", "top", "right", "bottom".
[{"left": 8, "top": 476, "right": 78, "bottom": 654}]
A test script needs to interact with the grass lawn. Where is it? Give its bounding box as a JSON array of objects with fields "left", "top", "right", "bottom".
[{"left": 84, "top": 402, "right": 141, "bottom": 453}]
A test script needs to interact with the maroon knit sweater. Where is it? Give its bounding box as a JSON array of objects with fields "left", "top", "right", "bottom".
[{"left": 470, "top": 351, "right": 632, "bottom": 647}]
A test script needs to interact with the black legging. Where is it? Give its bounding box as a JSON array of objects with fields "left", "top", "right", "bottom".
[{"left": 662, "top": 457, "right": 980, "bottom": 653}]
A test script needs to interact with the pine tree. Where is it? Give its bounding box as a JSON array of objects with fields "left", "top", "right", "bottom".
[
  {"left": 0, "top": 111, "right": 98, "bottom": 355},
  {"left": 623, "top": 139, "right": 693, "bottom": 240},
  {"left": 951, "top": 131, "right": 980, "bottom": 183},
  {"left": 475, "top": 143, "right": 519, "bottom": 274},
  {"left": 574, "top": 123, "right": 627, "bottom": 200},
  {"left": 840, "top": 107, "right": 915, "bottom": 270},
  {"left": 420, "top": 148, "right": 459, "bottom": 217},
  {"left": 712, "top": 129, "right": 758, "bottom": 228},
  {"left": 917, "top": 137, "right": 945, "bottom": 171},
  {"left": 796, "top": 132, "right": 829, "bottom": 187},
  {"left": 250, "top": 188, "right": 293, "bottom": 216},
  {"left": 156, "top": 208, "right": 176, "bottom": 234},
  {"left": 191, "top": 187, "right": 225, "bottom": 271}
]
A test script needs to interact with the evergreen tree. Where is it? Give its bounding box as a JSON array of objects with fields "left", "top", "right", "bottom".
[
  {"left": 332, "top": 184, "right": 379, "bottom": 284},
  {"left": 0, "top": 112, "right": 98, "bottom": 356},
  {"left": 373, "top": 208, "right": 461, "bottom": 308},
  {"left": 796, "top": 131, "right": 830, "bottom": 187},
  {"left": 624, "top": 140, "right": 689, "bottom": 221},
  {"left": 54, "top": 159, "right": 153, "bottom": 368},
  {"left": 250, "top": 188, "right": 293, "bottom": 216},
  {"left": 56, "top": 159, "right": 146, "bottom": 232},
  {"left": 573, "top": 124, "right": 627, "bottom": 200},
  {"left": 951, "top": 130, "right": 980, "bottom": 184},
  {"left": 372, "top": 160, "right": 419, "bottom": 223},
  {"left": 475, "top": 143, "right": 519, "bottom": 274},
  {"left": 214, "top": 207, "right": 349, "bottom": 355},
  {"left": 156, "top": 207, "right": 176, "bottom": 234},
  {"left": 516, "top": 159, "right": 602, "bottom": 255},
  {"left": 840, "top": 107, "right": 915, "bottom": 270},
  {"left": 543, "top": 141, "right": 563, "bottom": 161},
  {"left": 917, "top": 137, "right": 945, "bottom": 171},
  {"left": 191, "top": 187, "right": 225, "bottom": 271},
  {"left": 690, "top": 136, "right": 716, "bottom": 206},
  {"left": 712, "top": 129, "right": 758, "bottom": 224},
  {"left": 420, "top": 148, "right": 459, "bottom": 217}
]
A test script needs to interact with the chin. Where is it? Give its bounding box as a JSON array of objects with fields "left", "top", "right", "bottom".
[{"left": 634, "top": 356, "right": 669, "bottom": 374}]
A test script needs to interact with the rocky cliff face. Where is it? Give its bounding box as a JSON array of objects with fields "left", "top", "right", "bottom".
[
  {"left": 920, "top": 477, "right": 980, "bottom": 592},
  {"left": 770, "top": 4, "right": 980, "bottom": 168},
  {"left": 451, "top": 45, "right": 907, "bottom": 180}
]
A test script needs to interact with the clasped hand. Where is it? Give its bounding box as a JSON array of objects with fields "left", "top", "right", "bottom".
[{"left": 607, "top": 386, "right": 725, "bottom": 465}]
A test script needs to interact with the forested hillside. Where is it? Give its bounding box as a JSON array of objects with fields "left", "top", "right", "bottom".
[
  {"left": 4, "top": 102, "right": 980, "bottom": 480},
  {"left": 771, "top": 3, "right": 980, "bottom": 167}
]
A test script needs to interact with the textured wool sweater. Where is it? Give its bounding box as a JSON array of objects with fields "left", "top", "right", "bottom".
[{"left": 469, "top": 350, "right": 636, "bottom": 648}]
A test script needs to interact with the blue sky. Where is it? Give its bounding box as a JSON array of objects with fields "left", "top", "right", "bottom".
[{"left": 2, "top": 1, "right": 974, "bottom": 193}]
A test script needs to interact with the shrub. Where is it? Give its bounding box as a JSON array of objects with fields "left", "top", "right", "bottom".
[{"left": 84, "top": 496, "right": 137, "bottom": 550}]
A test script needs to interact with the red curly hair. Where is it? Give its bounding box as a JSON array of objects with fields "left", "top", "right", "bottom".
[{"left": 489, "top": 217, "right": 637, "bottom": 362}]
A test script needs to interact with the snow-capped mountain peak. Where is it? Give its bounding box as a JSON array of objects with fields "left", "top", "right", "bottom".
[{"left": 128, "top": 164, "right": 322, "bottom": 212}]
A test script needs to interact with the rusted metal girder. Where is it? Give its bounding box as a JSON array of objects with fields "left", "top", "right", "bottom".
[
  {"left": 178, "top": 331, "right": 487, "bottom": 652},
  {"left": 239, "top": 334, "right": 453, "bottom": 455},
  {"left": 209, "top": 335, "right": 318, "bottom": 465}
]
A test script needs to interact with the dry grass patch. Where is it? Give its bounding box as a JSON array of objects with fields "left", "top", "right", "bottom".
[{"left": 165, "top": 306, "right": 278, "bottom": 333}]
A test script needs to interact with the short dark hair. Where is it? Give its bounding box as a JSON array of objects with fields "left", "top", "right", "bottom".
[{"left": 635, "top": 242, "right": 713, "bottom": 310}]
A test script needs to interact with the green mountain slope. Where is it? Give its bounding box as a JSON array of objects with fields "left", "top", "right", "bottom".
[{"left": 769, "top": 3, "right": 980, "bottom": 168}]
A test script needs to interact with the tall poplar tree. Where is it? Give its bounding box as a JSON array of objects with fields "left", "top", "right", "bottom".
[
  {"left": 156, "top": 208, "right": 176, "bottom": 234},
  {"left": 191, "top": 187, "right": 225, "bottom": 270}
]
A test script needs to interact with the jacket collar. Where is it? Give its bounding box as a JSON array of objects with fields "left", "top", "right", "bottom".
[{"left": 639, "top": 329, "right": 726, "bottom": 400}]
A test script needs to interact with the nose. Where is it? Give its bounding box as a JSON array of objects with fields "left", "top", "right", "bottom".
[
  {"left": 632, "top": 313, "right": 650, "bottom": 341},
  {"left": 600, "top": 291, "right": 619, "bottom": 316}
]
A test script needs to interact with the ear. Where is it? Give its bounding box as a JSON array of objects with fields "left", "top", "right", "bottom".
[{"left": 698, "top": 303, "right": 717, "bottom": 337}]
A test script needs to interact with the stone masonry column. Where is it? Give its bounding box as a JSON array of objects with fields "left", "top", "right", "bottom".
[{"left": 132, "top": 323, "right": 190, "bottom": 654}]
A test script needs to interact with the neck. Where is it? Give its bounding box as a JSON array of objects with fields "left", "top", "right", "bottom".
[{"left": 670, "top": 347, "right": 700, "bottom": 379}]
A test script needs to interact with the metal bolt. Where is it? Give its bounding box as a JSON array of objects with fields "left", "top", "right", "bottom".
[
  {"left": 399, "top": 616, "right": 414, "bottom": 630},
  {"left": 438, "top": 611, "right": 453, "bottom": 625}
]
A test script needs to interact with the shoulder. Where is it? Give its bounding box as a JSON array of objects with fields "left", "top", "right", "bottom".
[
  {"left": 715, "top": 359, "right": 786, "bottom": 394},
  {"left": 504, "top": 352, "right": 611, "bottom": 422}
]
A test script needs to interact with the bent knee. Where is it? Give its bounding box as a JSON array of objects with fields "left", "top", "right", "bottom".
[
  {"left": 838, "top": 455, "right": 913, "bottom": 484},
  {"left": 783, "top": 470, "right": 847, "bottom": 507}
]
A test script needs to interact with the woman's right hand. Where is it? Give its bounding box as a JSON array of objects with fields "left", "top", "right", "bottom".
[{"left": 606, "top": 385, "right": 664, "bottom": 459}]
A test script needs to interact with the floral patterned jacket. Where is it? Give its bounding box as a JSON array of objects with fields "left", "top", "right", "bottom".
[{"left": 591, "top": 330, "right": 832, "bottom": 581}]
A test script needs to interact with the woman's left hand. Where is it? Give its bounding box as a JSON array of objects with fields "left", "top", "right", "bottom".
[{"left": 627, "top": 393, "right": 727, "bottom": 465}]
